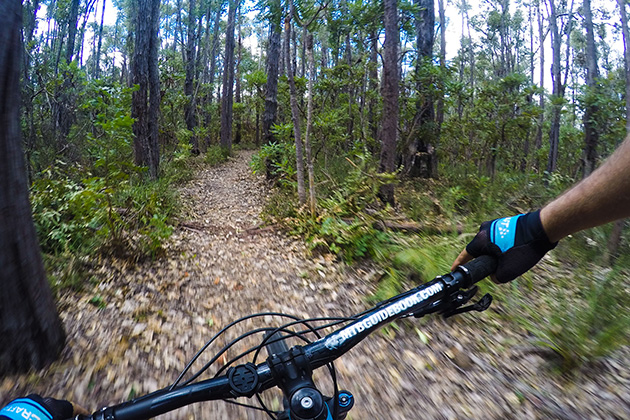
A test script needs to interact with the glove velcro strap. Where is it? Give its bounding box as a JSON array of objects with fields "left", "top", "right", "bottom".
[{"left": 0, "top": 399, "right": 53, "bottom": 420}]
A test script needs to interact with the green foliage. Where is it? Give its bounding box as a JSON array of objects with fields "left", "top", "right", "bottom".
[
  {"left": 371, "top": 237, "right": 462, "bottom": 303},
  {"left": 261, "top": 151, "right": 399, "bottom": 262},
  {"left": 29, "top": 80, "right": 195, "bottom": 289},
  {"left": 204, "top": 145, "right": 231, "bottom": 166},
  {"left": 519, "top": 269, "right": 630, "bottom": 372},
  {"left": 251, "top": 141, "right": 297, "bottom": 187}
]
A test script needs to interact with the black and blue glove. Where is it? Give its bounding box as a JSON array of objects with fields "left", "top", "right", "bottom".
[
  {"left": 1, "top": 395, "right": 73, "bottom": 420},
  {"left": 465, "top": 210, "right": 557, "bottom": 283}
]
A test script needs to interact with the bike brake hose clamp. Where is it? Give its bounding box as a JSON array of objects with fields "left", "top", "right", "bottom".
[{"left": 228, "top": 362, "right": 259, "bottom": 397}]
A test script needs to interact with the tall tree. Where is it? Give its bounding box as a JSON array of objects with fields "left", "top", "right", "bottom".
[
  {"left": 407, "top": 0, "right": 437, "bottom": 178},
  {"left": 220, "top": 0, "right": 238, "bottom": 150},
  {"left": 262, "top": 0, "right": 282, "bottom": 145},
  {"left": 305, "top": 31, "right": 317, "bottom": 215},
  {"left": 535, "top": 0, "right": 546, "bottom": 156},
  {"left": 235, "top": 8, "right": 243, "bottom": 144},
  {"left": 131, "top": 0, "right": 161, "bottom": 179},
  {"left": 203, "top": 0, "right": 224, "bottom": 146},
  {"left": 0, "top": 0, "right": 66, "bottom": 374},
  {"left": 185, "top": 0, "right": 200, "bottom": 154},
  {"left": 94, "top": 0, "right": 107, "bottom": 78},
  {"left": 582, "top": 0, "right": 599, "bottom": 177},
  {"left": 546, "top": 0, "right": 564, "bottom": 174},
  {"left": 285, "top": 3, "right": 306, "bottom": 204},
  {"left": 65, "top": 0, "right": 81, "bottom": 64},
  {"left": 379, "top": 0, "right": 399, "bottom": 205}
]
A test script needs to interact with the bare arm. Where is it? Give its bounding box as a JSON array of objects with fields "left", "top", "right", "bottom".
[{"left": 541, "top": 135, "right": 630, "bottom": 242}]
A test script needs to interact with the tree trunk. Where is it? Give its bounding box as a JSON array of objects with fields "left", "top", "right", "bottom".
[
  {"left": 345, "top": 32, "right": 354, "bottom": 147},
  {"left": 65, "top": 0, "right": 80, "bottom": 64},
  {"left": 305, "top": 32, "right": 317, "bottom": 215},
  {"left": 0, "top": 0, "right": 66, "bottom": 374},
  {"left": 285, "top": 4, "right": 306, "bottom": 205},
  {"left": 535, "top": 0, "right": 545, "bottom": 157},
  {"left": 262, "top": 0, "right": 282, "bottom": 145},
  {"left": 435, "top": 0, "right": 446, "bottom": 172},
  {"left": 132, "top": 0, "right": 161, "bottom": 179},
  {"left": 204, "top": 0, "right": 223, "bottom": 146},
  {"left": 94, "top": 0, "right": 107, "bottom": 78},
  {"left": 546, "top": 0, "right": 562, "bottom": 175},
  {"left": 235, "top": 11, "right": 242, "bottom": 144},
  {"left": 220, "top": 0, "right": 238, "bottom": 151},
  {"left": 368, "top": 29, "right": 379, "bottom": 143},
  {"left": 408, "top": 0, "right": 436, "bottom": 178},
  {"left": 379, "top": 0, "right": 399, "bottom": 206},
  {"left": 582, "top": 0, "right": 599, "bottom": 177},
  {"left": 185, "top": 0, "right": 199, "bottom": 154}
]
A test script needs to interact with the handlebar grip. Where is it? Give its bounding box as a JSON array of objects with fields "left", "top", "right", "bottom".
[{"left": 459, "top": 255, "right": 498, "bottom": 284}]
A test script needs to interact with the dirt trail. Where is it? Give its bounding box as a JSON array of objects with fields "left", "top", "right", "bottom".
[{"left": 2, "top": 151, "right": 629, "bottom": 419}]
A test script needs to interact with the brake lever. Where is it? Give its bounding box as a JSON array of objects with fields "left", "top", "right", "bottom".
[
  {"left": 412, "top": 286, "right": 483, "bottom": 319},
  {"left": 442, "top": 293, "right": 493, "bottom": 319}
]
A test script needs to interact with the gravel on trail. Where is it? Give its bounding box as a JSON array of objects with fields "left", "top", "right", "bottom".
[{"left": 1, "top": 150, "right": 629, "bottom": 419}]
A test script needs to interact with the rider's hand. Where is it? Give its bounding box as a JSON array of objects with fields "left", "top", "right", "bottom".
[
  {"left": 451, "top": 210, "right": 557, "bottom": 283},
  {"left": 0, "top": 394, "right": 88, "bottom": 420}
]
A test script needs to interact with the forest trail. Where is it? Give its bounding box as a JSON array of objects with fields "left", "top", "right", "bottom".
[{"left": 2, "top": 151, "right": 629, "bottom": 419}]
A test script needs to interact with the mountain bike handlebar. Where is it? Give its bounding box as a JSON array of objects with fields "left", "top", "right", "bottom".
[{"left": 73, "top": 255, "right": 497, "bottom": 420}]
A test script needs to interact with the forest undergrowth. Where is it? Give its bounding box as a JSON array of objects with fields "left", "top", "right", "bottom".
[
  {"left": 8, "top": 149, "right": 628, "bottom": 419},
  {"left": 253, "top": 144, "right": 630, "bottom": 374}
]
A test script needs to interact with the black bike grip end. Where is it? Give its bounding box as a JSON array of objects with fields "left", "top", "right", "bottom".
[{"left": 459, "top": 255, "right": 498, "bottom": 285}]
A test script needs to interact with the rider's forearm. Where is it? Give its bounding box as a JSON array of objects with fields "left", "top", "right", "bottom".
[{"left": 540, "top": 135, "right": 630, "bottom": 243}]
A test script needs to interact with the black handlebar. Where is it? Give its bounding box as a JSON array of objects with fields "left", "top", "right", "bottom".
[
  {"left": 460, "top": 255, "right": 498, "bottom": 285},
  {"left": 73, "top": 255, "right": 497, "bottom": 420}
]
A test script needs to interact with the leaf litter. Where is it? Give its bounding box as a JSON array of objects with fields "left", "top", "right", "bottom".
[{"left": 1, "top": 151, "right": 629, "bottom": 419}]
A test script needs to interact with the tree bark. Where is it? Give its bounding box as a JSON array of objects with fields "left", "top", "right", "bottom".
[
  {"left": 305, "top": 32, "right": 317, "bottom": 215},
  {"left": 408, "top": 0, "right": 437, "bottom": 178},
  {"left": 220, "top": 0, "right": 238, "bottom": 151},
  {"left": 535, "top": 0, "right": 545, "bottom": 157},
  {"left": 65, "top": 0, "right": 80, "bottom": 64},
  {"left": 235, "top": 10, "right": 242, "bottom": 144},
  {"left": 367, "top": 29, "right": 379, "bottom": 143},
  {"left": 0, "top": 0, "right": 66, "bottom": 374},
  {"left": 185, "top": 0, "right": 199, "bottom": 154},
  {"left": 94, "top": 0, "right": 107, "bottom": 78},
  {"left": 262, "top": 0, "right": 282, "bottom": 145},
  {"left": 379, "top": 0, "right": 399, "bottom": 205},
  {"left": 285, "top": 4, "right": 306, "bottom": 204},
  {"left": 546, "top": 0, "right": 562, "bottom": 174},
  {"left": 132, "top": 0, "right": 161, "bottom": 179},
  {"left": 204, "top": 0, "right": 224, "bottom": 146},
  {"left": 582, "top": 0, "right": 599, "bottom": 177}
]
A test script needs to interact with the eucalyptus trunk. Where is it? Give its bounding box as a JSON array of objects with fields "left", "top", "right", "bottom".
[
  {"left": 220, "top": 0, "right": 238, "bottom": 151},
  {"left": 546, "top": 0, "right": 562, "bottom": 174},
  {"left": 379, "top": 0, "right": 399, "bottom": 205},
  {"left": 131, "top": 0, "right": 161, "bottom": 179},
  {"left": 185, "top": 0, "right": 200, "bottom": 154},
  {"left": 408, "top": 0, "right": 437, "bottom": 178},
  {"left": 262, "top": 0, "right": 282, "bottom": 145},
  {"left": 285, "top": 5, "right": 306, "bottom": 205},
  {"left": 582, "top": 0, "right": 599, "bottom": 177},
  {"left": 305, "top": 32, "right": 317, "bottom": 215},
  {"left": 0, "top": 0, "right": 66, "bottom": 374}
]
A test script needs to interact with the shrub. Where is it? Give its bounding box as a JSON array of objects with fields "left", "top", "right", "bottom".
[{"left": 519, "top": 268, "right": 630, "bottom": 372}]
